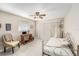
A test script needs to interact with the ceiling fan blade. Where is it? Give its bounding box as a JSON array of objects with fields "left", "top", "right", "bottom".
[
  {"left": 39, "top": 16, "right": 43, "bottom": 19},
  {"left": 30, "top": 12, "right": 46, "bottom": 19},
  {"left": 29, "top": 15, "right": 35, "bottom": 16},
  {"left": 34, "top": 16, "right": 36, "bottom": 19},
  {"left": 40, "top": 14, "right": 46, "bottom": 16}
]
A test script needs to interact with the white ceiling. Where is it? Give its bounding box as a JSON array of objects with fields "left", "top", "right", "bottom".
[{"left": 0, "top": 3, "right": 72, "bottom": 20}]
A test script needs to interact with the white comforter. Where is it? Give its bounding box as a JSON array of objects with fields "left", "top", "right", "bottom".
[{"left": 44, "top": 38, "right": 73, "bottom": 56}]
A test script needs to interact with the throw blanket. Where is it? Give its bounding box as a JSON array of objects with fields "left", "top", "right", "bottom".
[{"left": 44, "top": 37, "right": 73, "bottom": 56}]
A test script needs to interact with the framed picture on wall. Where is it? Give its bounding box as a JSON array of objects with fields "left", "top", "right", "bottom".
[{"left": 6, "top": 24, "right": 11, "bottom": 31}]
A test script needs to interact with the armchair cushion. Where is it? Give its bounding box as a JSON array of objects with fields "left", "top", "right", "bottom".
[{"left": 5, "top": 41, "right": 19, "bottom": 47}]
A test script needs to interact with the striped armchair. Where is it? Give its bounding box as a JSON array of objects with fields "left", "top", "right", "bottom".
[{"left": 2, "top": 33, "right": 20, "bottom": 53}]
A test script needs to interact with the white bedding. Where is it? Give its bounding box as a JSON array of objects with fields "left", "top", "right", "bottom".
[
  {"left": 44, "top": 37, "right": 73, "bottom": 56},
  {"left": 44, "top": 45, "right": 73, "bottom": 56},
  {"left": 46, "top": 38, "right": 69, "bottom": 47}
]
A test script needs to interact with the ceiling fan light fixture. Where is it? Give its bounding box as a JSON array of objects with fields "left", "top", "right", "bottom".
[
  {"left": 36, "top": 12, "right": 40, "bottom": 16},
  {"left": 30, "top": 11, "right": 46, "bottom": 20}
]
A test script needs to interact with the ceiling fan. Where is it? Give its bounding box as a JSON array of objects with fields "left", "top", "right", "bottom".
[{"left": 30, "top": 12, "right": 46, "bottom": 19}]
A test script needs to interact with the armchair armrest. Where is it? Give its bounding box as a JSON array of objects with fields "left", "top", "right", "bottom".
[{"left": 4, "top": 41, "right": 19, "bottom": 47}]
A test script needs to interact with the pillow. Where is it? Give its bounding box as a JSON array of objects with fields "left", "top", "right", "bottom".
[
  {"left": 46, "top": 38, "right": 62, "bottom": 47},
  {"left": 68, "top": 40, "right": 76, "bottom": 56},
  {"left": 65, "top": 33, "right": 76, "bottom": 55},
  {"left": 46, "top": 38, "right": 69, "bottom": 47}
]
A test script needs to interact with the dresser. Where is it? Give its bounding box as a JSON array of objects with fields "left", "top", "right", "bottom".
[{"left": 20, "top": 34, "right": 34, "bottom": 44}]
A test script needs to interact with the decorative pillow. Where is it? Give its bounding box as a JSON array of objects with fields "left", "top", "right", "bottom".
[
  {"left": 46, "top": 38, "right": 69, "bottom": 47},
  {"left": 68, "top": 40, "right": 76, "bottom": 56},
  {"left": 65, "top": 33, "right": 76, "bottom": 55}
]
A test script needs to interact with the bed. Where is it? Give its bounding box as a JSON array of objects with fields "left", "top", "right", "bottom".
[{"left": 43, "top": 33, "right": 76, "bottom": 56}]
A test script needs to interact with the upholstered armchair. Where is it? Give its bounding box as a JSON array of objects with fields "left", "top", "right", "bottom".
[{"left": 2, "top": 33, "right": 20, "bottom": 53}]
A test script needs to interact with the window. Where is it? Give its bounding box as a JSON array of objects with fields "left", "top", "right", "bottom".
[{"left": 19, "top": 21, "right": 30, "bottom": 32}]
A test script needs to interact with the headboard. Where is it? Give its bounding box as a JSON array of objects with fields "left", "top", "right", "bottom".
[{"left": 65, "top": 32, "right": 76, "bottom": 56}]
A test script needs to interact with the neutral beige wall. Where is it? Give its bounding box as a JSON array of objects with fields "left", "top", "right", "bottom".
[
  {"left": 64, "top": 4, "right": 79, "bottom": 52},
  {"left": 36, "top": 18, "right": 63, "bottom": 44},
  {"left": 0, "top": 11, "right": 35, "bottom": 51}
]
